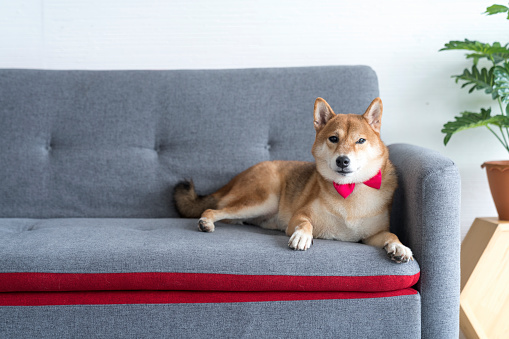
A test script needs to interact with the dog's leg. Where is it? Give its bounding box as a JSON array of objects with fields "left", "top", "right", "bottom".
[
  {"left": 286, "top": 215, "right": 314, "bottom": 251},
  {"left": 362, "top": 231, "right": 413, "bottom": 263},
  {"left": 198, "top": 208, "right": 242, "bottom": 232},
  {"left": 198, "top": 194, "right": 279, "bottom": 232}
]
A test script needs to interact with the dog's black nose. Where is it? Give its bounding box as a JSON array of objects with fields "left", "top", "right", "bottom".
[{"left": 336, "top": 156, "right": 350, "bottom": 168}]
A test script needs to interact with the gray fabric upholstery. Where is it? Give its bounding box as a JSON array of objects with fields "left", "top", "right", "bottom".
[
  {"left": 0, "top": 294, "right": 421, "bottom": 339},
  {"left": 0, "top": 218, "right": 419, "bottom": 279},
  {"left": 389, "top": 143, "right": 461, "bottom": 339},
  {"left": 0, "top": 67, "right": 460, "bottom": 338},
  {"left": 0, "top": 67, "right": 378, "bottom": 218}
]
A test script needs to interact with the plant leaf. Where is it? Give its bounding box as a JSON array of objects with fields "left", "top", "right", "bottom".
[
  {"left": 441, "top": 108, "right": 509, "bottom": 145},
  {"left": 494, "top": 63, "right": 509, "bottom": 104},
  {"left": 452, "top": 65, "right": 496, "bottom": 98},
  {"left": 440, "top": 39, "right": 509, "bottom": 64},
  {"left": 484, "top": 4, "right": 509, "bottom": 16}
]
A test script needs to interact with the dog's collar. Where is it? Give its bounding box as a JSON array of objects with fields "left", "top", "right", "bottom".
[{"left": 333, "top": 170, "right": 382, "bottom": 199}]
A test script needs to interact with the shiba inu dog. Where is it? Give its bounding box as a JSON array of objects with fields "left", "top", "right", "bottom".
[{"left": 174, "top": 98, "right": 413, "bottom": 263}]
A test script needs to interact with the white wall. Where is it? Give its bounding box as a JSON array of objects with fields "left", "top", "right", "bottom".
[{"left": 1, "top": 0, "right": 508, "bottom": 239}]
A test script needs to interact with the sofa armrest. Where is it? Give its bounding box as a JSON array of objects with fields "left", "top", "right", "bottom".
[{"left": 388, "top": 143, "right": 460, "bottom": 339}]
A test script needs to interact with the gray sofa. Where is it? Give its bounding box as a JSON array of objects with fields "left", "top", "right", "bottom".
[{"left": 0, "top": 66, "right": 460, "bottom": 338}]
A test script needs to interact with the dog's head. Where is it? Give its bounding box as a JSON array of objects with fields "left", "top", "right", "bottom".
[{"left": 312, "top": 98, "right": 387, "bottom": 185}]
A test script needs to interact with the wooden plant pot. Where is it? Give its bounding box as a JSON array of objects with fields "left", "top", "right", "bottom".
[{"left": 482, "top": 161, "right": 509, "bottom": 221}]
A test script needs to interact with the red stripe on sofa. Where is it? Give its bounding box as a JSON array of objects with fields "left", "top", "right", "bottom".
[
  {"left": 0, "top": 272, "right": 420, "bottom": 293},
  {"left": 0, "top": 288, "right": 419, "bottom": 306}
]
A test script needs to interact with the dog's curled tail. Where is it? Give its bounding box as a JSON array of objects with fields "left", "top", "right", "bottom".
[{"left": 173, "top": 180, "right": 217, "bottom": 218}]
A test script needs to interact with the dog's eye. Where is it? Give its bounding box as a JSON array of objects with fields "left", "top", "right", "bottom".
[
  {"left": 356, "top": 138, "right": 366, "bottom": 144},
  {"left": 328, "top": 136, "right": 339, "bottom": 143}
]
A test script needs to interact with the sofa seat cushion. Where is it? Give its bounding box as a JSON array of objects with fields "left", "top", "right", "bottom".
[{"left": 0, "top": 218, "right": 419, "bottom": 293}]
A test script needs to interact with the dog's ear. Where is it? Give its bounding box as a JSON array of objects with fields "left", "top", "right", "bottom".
[
  {"left": 314, "top": 98, "right": 336, "bottom": 131},
  {"left": 363, "top": 98, "right": 383, "bottom": 133}
]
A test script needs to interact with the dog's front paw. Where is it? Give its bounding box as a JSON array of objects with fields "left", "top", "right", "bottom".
[
  {"left": 288, "top": 230, "right": 313, "bottom": 251},
  {"left": 384, "top": 242, "right": 413, "bottom": 263},
  {"left": 198, "top": 218, "right": 215, "bottom": 232}
]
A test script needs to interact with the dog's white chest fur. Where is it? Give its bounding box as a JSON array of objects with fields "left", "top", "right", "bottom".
[
  {"left": 313, "top": 210, "right": 389, "bottom": 242},
  {"left": 310, "top": 187, "right": 389, "bottom": 242}
]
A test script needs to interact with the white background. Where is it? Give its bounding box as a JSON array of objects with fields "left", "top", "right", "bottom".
[{"left": 1, "top": 0, "right": 508, "bottom": 240}]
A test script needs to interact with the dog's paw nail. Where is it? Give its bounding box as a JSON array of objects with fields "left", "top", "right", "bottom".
[
  {"left": 385, "top": 242, "right": 413, "bottom": 264},
  {"left": 288, "top": 230, "right": 313, "bottom": 251},
  {"left": 198, "top": 218, "right": 214, "bottom": 232}
]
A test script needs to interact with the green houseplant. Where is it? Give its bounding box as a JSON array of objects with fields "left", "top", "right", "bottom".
[{"left": 441, "top": 3, "right": 509, "bottom": 220}]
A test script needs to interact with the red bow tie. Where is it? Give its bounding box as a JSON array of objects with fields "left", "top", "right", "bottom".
[{"left": 333, "top": 170, "right": 382, "bottom": 199}]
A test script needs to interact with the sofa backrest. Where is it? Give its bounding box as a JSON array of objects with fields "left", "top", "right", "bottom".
[{"left": 0, "top": 66, "right": 379, "bottom": 218}]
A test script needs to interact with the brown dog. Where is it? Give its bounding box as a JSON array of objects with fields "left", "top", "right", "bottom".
[{"left": 174, "top": 98, "right": 413, "bottom": 263}]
